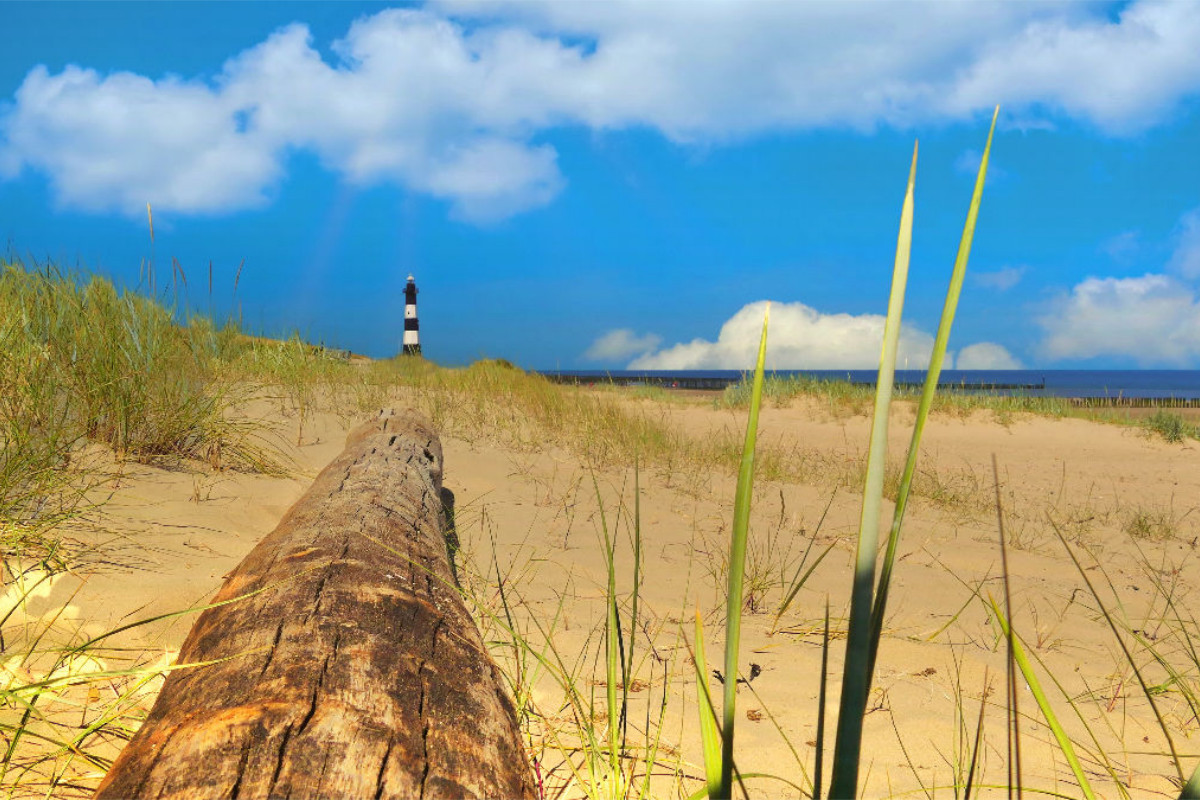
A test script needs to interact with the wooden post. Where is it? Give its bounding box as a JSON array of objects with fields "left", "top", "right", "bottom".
[{"left": 96, "top": 409, "right": 535, "bottom": 800}]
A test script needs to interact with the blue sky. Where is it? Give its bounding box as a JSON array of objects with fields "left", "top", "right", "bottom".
[{"left": 3, "top": 1, "right": 1200, "bottom": 369}]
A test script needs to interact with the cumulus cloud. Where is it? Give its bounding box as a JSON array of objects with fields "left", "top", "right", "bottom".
[
  {"left": 940, "top": 0, "right": 1200, "bottom": 135},
  {"left": 956, "top": 342, "right": 1024, "bottom": 370},
  {"left": 584, "top": 329, "right": 662, "bottom": 362},
  {"left": 4, "top": 2, "right": 1200, "bottom": 219},
  {"left": 443, "top": 0, "right": 1200, "bottom": 134},
  {"left": 0, "top": 12, "right": 568, "bottom": 221},
  {"left": 0, "top": 65, "right": 280, "bottom": 214},
  {"left": 973, "top": 266, "right": 1027, "bottom": 291},
  {"left": 624, "top": 300, "right": 1019, "bottom": 371},
  {"left": 1040, "top": 274, "right": 1200, "bottom": 365}
]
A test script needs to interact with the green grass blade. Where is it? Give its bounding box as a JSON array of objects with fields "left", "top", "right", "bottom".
[
  {"left": 1018, "top": 628, "right": 1136, "bottom": 798},
  {"left": 693, "top": 612, "right": 724, "bottom": 798},
  {"left": 829, "top": 141, "right": 918, "bottom": 800},
  {"left": 596, "top": 476, "right": 623, "bottom": 785},
  {"left": 814, "top": 599, "right": 831, "bottom": 800},
  {"left": 773, "top": 491, "right": 838, "bottom": 630},
  {"left": 626, "top": 459, "right": 643, "bottom": 749},
  {"left": 963, "top": 667, "right": 988, "bottom": 800},
  {"left": 1049, "top": 520, "right": 1187, "bottom": 787},
  {"left": 989, "top": 597, "right": 1097, "bottom": 800},
  {"left": 1180, "top": 763, "right": 1200, "bottom": 800},
  {"left": 637, "top": 655, "right": 672, "bottom": 800},
  {"left": 740, "top": 678, "right": 813, "bottom": 795},
  {"left": 994, "top": 454, "right": 1024, "bottom": 800},
  {"left": 773, "top": 540, "right": 835, "bottom": 632},
  {"left": 718, "top": 303, "right": 769, "bottom": 800},
  {"left": 868, "top": 106, "right": 999, "bottom": 682}
]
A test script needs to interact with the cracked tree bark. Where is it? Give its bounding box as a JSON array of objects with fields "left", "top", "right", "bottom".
[{"left": 95, "top": 409, "right": 536, "bottom": 800}]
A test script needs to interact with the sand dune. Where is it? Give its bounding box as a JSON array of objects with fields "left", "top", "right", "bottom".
[{"left": 36, "top": 392, "right": 1200, "bottom": 798}]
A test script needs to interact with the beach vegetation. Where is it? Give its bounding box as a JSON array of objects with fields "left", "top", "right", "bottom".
[
  {"left": 1123, "top": 505, "right": 1185, "bottom": 541},
  {"left": 6, "top": 113, "right": 1200, "bottom": 800},
  {"left": 1143, "top": 410, "right": 1198, "bottom": 443}
]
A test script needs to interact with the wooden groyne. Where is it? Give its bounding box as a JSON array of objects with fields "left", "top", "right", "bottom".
[
  {"left": 543, "top": 372, "right": 736, "bottom": 390},
  {"left": 95, "top": 409, "right": 534, "bottom": 800},
  {"left": 540, "top": 372, "right": 1200, "bottom": 407},
  {"left": 1068, "top": 396, "right": 1200, "bottom": 409},
  {"left": 539, "top": 371, "right": 1046, "bottom": 393}
]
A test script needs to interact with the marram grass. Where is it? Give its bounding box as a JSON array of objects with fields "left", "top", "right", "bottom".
[
  {"left": 693, "top": 114, "right": 998, "bottom": 798},
  {"left": 717, "top": 303, "right": 769, "bottom": 799},
  {"left": 828, "top": 139, "right": 919, "bottom": 798},
  {"left": 867, "top": 107, "right": 999, "bottom": 682}
]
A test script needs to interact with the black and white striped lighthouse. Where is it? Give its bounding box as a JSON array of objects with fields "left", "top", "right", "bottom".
[{"left": 402, "top": 274, "right": 421, "bottom": 356}]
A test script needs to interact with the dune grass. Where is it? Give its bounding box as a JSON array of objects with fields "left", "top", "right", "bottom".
[
  {"left": 499, "top": 107, "right": 1199, "bottom": 799},
  {"left": 0, "top": 259, "right": 286, "bottom": 481},
  {"left": 1143, "top": 410, "right": 1200, "bottom": 443},
  {"left": 0, "top": 257, "right": 293, "bottom": 797},
  {"left": 722, "top": 373, "right": 1200, "bottom": 442},
  {"left": 721, "top": 373, "right": 1079, "bottom": 423}
]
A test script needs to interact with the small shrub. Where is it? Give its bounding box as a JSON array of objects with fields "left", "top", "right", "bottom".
[
  {"left": 1123, "top": 507, "right": 1178, "bottom": 541},
  {"left": 1143, "top": 410, "right": 1193, "bottom": 443}
]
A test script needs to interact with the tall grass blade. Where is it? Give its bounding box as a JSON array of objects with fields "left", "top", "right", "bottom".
[
  {"left": 868, "top": 106, "right": 999, "bottom": 681},
  {"left": 829, "top": 141, "right": 918, "bottom": 799},
  {"left": 718, "top": 304, "right": 769, "bottom": 799},
  {"left": 994, "top": 455, "right": 1023, "bottom": 800},
  {"left": 625, "top": 460, "right": 643, "bottom": 750},
  {"left": 637, "top": 655, "right": 671, "bottom": 800},
  {"left": 1180, "top": 763, "right": 1200, "bottom": 800},
  {"left": 741, "top": 678, "right": 814, "bottom": 795},
  {"left": 693, "top": 612, "right": 723, "bottom": 798},
  {"left": 814, "top": 599, "right": 831, "bottom": 800},
  {"left": 593, "top": 474, "right": 624, "bottom": 789},
  {"left": 1049, "top": 520, "right": 1186, "bottom": 787},
  {"left": 988, "top": 598, "right": 1097, "bottom": 800},
  {"left": 963, "top": 667, "right": 988, "bottom": 800},
  {"left": 773, "top": 491, "right": 838, "bottom": 630}
]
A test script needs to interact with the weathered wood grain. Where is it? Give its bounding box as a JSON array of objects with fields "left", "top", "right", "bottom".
[{"left": 96, "top": 409, "right": 535, "bottom": 800}]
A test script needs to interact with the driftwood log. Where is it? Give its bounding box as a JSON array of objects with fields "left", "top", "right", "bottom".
[{"left": 96, "top": 409, "right": 535, "bottom": 799}]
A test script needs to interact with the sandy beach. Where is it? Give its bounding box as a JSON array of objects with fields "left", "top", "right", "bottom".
[{"left": 18, "top": 382, "right": 1198, "bottom": 799}]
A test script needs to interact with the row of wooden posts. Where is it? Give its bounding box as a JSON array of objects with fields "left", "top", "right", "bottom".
[
  {"left": 1067, "top": 396, "right": 1200, "bottom": 408},
  {"left": 95, "top": 409, "right": 536, "bottom": 799}
]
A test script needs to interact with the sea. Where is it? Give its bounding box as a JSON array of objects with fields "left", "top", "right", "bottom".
[{"left": 539, "top": 370, "right": 1200, "bottom": 400}]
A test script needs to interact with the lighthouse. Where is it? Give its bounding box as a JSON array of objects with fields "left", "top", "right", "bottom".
[{"left": 403, "top": 274, "right": 421, "bottom": 356}]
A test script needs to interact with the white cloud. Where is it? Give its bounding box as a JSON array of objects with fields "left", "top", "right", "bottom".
[
  {"left": 627, "top": 300, "right": 1021, "bottom": 370},
  {"left": 442, "top": 0, "right": 1200, "bottom": 134},
  {"left": 4, "top": 2, "right": 1200, "bottom": 219},
  {"left": 1040, "top": 274, "right": 1200, "bottom": 365},
  {"left": 941, "top": 0, "right": 1200, "bottom": 134},
  {"left": 584, "top": 329, "right": 662, "bottom": 361},
  {"left": 956, "top": 342, "right": 1024, "bottom": 370},
  {"left": 0, "top": 13, "right": 568, "bottom": 221},
  {"left": 1168, "top": 209, "right": 1200, "bottom": 280},
  {"left": 0, "top": 65, "right": 280, "bottom": 214},
  {"left": 973, "top": 266, "right": 1026, "bottom": 291},
  {"left": 628, "top": 300, "right": 925, "bottom": 370}
]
